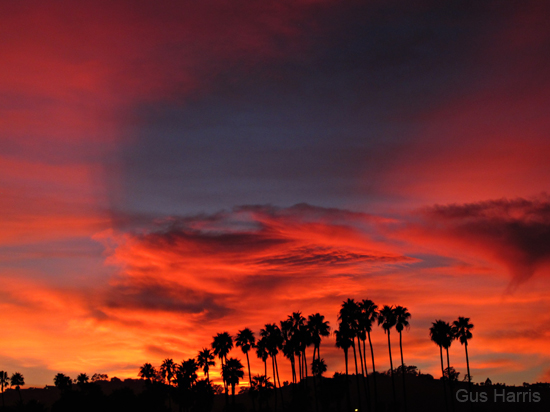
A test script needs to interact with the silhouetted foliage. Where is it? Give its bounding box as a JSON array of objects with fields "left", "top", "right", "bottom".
[
  {"left": 53, "top": 373, "right": 72, "bottom": 392},
  {"left": 443, "top": 366, "right": 460, "bottom": 382}
]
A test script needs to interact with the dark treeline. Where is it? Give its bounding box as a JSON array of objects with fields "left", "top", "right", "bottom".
[{"left": 2, "top": 298, "right": 549, "bottom": 411}]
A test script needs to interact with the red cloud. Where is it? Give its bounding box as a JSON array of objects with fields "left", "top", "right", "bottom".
[{"left": 412, "top": 195, "right": 550, "bottom": 287}]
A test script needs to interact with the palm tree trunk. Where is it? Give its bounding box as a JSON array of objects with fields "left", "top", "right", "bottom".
[
  {"left": 358, "top": 338, "right": 365, "bottom": 377},
  {"left": 274, "top": 355, "right": 282, "bottom": 389},
  {"left": 465, "top": 342, "right": 471, "bottom": 383},
  {"left": 465, "top": 342, "right": 473, "bottom": 412},
  {"left": 275, "top": 355, "right": 285, "bottom": 407},
  {"left": 440, "top": 346, "right": 448, "bottom": 412},
  {"left": 271, "top": 356, "right": 277, "bottom": 389},
  {"left": 271, "top": 356, "right": 278, "bottom": 410},
  {"left": 221, "top": 357, "right": 229, "bottom": 405},
  {"left": 399, "top": 331, "right": 407, "bottom": 412},
  {"left": 387, "top": 331, "right": 396, "bottom": 407},
  {"left": 344, "top": 348, "right": 351, "bottom": 412},
  {"left": 246, "top": 352, "right": 252, "bottom": 388},
  {"left": 344, "top": 349, "right": 349, "bottom": 377},
  {"left": 246, "top": 352, "right": 257, "bottom": 412},
  {"left": 351, "top": 339, "right": 363, "bottom": 411},
  {"left": 357, "top": 338, "right": 371, "bottom": 412},
  {"left": 291, "top": 355, "right": 296, "bottom": 384},
  {"left": 362, "top": 339, "right": 368, "bottom": 376},
  {"left": 446, "top": 348, "right": 455, "bottom": 412},
  {"left": 368, "top": 331, "right": 378, "bottom": 408},
  {"left": 303, "top": 350, "right": 308, "bottom": 380},
  {"left": 297, "top": 352, "right": 302, "bottom": 381},
  {"left": 311, "top": 346, "right": 317, "bottom": 366},
  {"left": 362, "top": 338, "right": 371, "bottom": 411}
]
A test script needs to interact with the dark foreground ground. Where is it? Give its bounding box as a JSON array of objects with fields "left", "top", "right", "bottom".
[{"left": 2, "top": 374, "right": 549, "bottom": 412}]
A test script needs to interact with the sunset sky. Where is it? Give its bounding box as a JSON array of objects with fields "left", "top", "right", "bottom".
[{"left": 1, "top": 0, "right": 550, "bottom": 388}]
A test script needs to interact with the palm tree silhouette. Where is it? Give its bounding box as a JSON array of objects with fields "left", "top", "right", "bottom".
[
  {"left": 440, "top": 321, "right": 454, "bottom": 380},
  {"left": 288, "top": 312, "right": 308, "bottom": 381},
  {"left": 280, "top": 318, "right": 297, "bottom": 383},
  {"left": 250, "top": 374, "right": 274, "bottom": 410},
  {"left": 138, "top": 363, "right": 157, "bottom": 383},
  {"left": 160, "top": 358, "right": 176, "bottom": 386},
  {"left": 76, "top": 373, "right": 89, "bottom": 387},
  {"left": 395, "top": 305, "right": 411, "bottom": 412},
  {"left": 235, "top": 328, "right": 256, "bottom": 388},
  {"left": 311, "top": 358, "right": 327, "bottom": 378},
  {"left": 430, "top": 320, "right": 450, "bottom": 412},
  {"left": 335, "top": 323, "right": 352, "bottom": 377},
  {"left": 212, "top": 332, "right": 233, "bottom": 400},
  {"left": 452, "top": 317, "right": 473, "bottom": 383},
  {"left": 54, "top": 373, "right": 73, "bottom": 391},
  {"left": 197, "top": 348, "right": 216, "bottom": 381},
  {"left": 222, "top": 357, "right": 245, "bottom": 405},
  {"left": 260, "top": 323, "right": 283, "bottom": 390},
  {"left": 335, "top": 322, "right": 353, "bottom": 409},
  {"left": 360, "top": 299, "right": 379, "bottom": 406},
  {"left": 339, "top": 299, "right": 366, "bottom": 411},
  {"left": 10, "top": 372, "right": 24, "bottom": 403},
  {"left": 378, "top": 305, "right": 397, "bottom": 406},
  {"left": 0, "top": 371, "right": 8, "bottom": 408},
  {"left": 255, "top": 336, "right": 269, "bottom": 378},
  {"left": 176, "top": 358, "right": 199, "bottom": 391},
  {"left": 307, "top": 313, "right": 331, "bottom": 364}
]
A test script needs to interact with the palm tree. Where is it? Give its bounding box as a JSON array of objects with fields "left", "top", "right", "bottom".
[
  {"left": 197, "top": 348, "right": 216, "bottom": 381},
  {"left": 250, "top": 374, "right": 274, "bottom": 410},
  {"left": 335, "top": 324, "right": 352, "bottom": 377},
  {"left": 335, "top": 323, "right": 353, "bottom": 409},
  {"left": 378, "top": 305, "right": 397, "bottom": 405},
  {"left": 212, "top": 332, "right": 233, "bottom": 399},
  {"left": 360, "top": 299, "right": 379, "bottom": 405},
  {"left": 256, "top": 337, "right": 269, "bottom": 378},
  {"left": 452, "top": 317, "right": 473, "bottom": 383},
  {"left": 76, "top": 373, "right": 89, "bottom": 387},
  {"left": 430, "top": 320, "right": 450, "bottom": 412},
  {"left": 139, "top": 363, "right": 158, "bottom": 383},
  {"left": 281, "top": 319, "right": 297, "bottom": 383},
  {"left": 54, "top": 373, "right": 73, "bottom": 391},
  {"left": 261, "top": 323, "right": 285, "bottom": 407},
  {"left": 222, "top": 358, "right": 245, "bottom": 405},
  {"left": 260, "top": 323, "right": 283, "bottom": 390},
  {"left": 298, "top": 322, "right": 313, "bottom": 381},
  {"left": 395, "top": 305, "right": 411, "bottom": 412},
  {"left": 10, "top": 372, "right": 24, "bottom": 402},
  {"left": 289, "top": 312, "right": 307, "bottom": 381},
  {"left": 338, "top": 300, "right": 361, "bottom": 376},
  {"left": 311, "top": 358, "right": 327, "bottom": 378},
  {"left": 307, "top": 313, "right": 331, "bottom": 364},
  {"left": 176, "top": 358, "right": 198, "bottom": 390},
  {"left": 0, "top": 371, "right": 8, "bottom": 408},
  {"left": 160, "top": 358, "right": 176, "bottom": 386},
  {"left": 235, "top": 328, "right": 256, "bottom": 387},
  {"left": 440, "top": 322, "right": 454, "bottom": 378},
  {"left": 339, "top": 299, "right": 365, "bottom": 410}
]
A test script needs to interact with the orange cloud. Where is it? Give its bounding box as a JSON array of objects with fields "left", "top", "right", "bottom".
[
  {"left": 85, "top": 203, "right": 550, "bottom": 386},
  {"left": 1, "top": 202, "right": 549, "bottom": 386}
]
